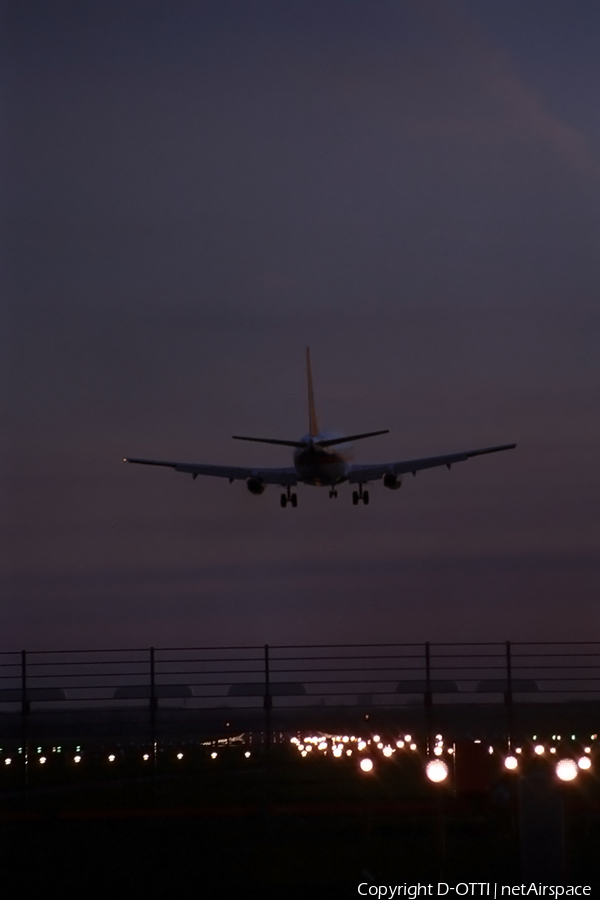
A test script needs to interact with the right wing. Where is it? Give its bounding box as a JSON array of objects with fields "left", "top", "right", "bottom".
[
  {"left": 124, "top": 458, "right": 298, "bottom": 486},
  {"left": 347, "top": 443, "right": 516, "bottom": 483}
]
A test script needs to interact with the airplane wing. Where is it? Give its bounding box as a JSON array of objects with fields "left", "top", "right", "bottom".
[
  {"left": 347, "top": 443, "right": 516, "bottom": 483},
  {"left": 124, "top": 458, "right": 298, "bottom": 486}
]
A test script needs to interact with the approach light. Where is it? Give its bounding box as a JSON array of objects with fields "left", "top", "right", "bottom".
[
  {"left": 556, "top": 759, "right": 578, "bottom": 782},
  {"left": 4, "top": 758, "right": 11, "bottom": 766},
  {"left": 410, "top": 743, "right": 417, "bottom": 751},
  {"left": 73, "top": 755, "right": 81, "bottom": 764},
  {"left": 301, "top": 750, "right": 307, "bottom": 757},
  {"left": 39, "top": 757, "right": 46, "bottom": 764},
  {"left": 358, "top": 741, "right": 367, "bottom": 751},
  {"left": 245, "top": 751, "right": 251, "bottom": 758},
  {"left": 108, "top": 755, "right": 116, "bottom": 762},
  {"left": 360, "top": 758, "right": 374, "bottom": 773},
  {"left": 373, "top": 734, "right": 380, "bottom": 742},
  {"left": 504, "top": 756, "right": 518, "bottom": 771},
  {"left": 176, "top": 753, "right": 183, "bottom": 760},
  {"left": 433, "top": 746, "right": 443, "bottom": 756},
  {"left": 585, "top": 747, "right": 591, "bottom": 754},
  {"left": 376, "top": 742, "right": 383, "bottom": 750},
  {"left": 396, "top": 740, "right": 404, "bottom": 749},
  {"left": 578, "top": 756, "right": 592, "bottom": 771},
  {"left": 426, "top": 760, "right": 449, "bottom": 783},
  {"left": 143, "top": 754, "right": 150, "bottom": 761},
  {"left": 382, "top": 746, "right": 393, "bottom": 758},
  {"left": 333, "top": 747, "right": 343, "bottom": 758},
  {"left": 404, "top": 735, "right": 412, "bottom": 742},
  {"left": 550, "top": 748, "right": 557, "bottom": 754},
  {"left": 346, "top": 750, "right": 352, "bottom": 756},
  {"left": 210, "top": 752, "right": 217, "bottom": 759},
  {"left": 534, "top": 745, "right": 545, "bottom": 755}
]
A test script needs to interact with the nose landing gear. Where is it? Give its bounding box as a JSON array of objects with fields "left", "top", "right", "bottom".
[
  {"left": 352, "top": 485, "right": 369, "bottom": 506},
  {"left": 280, "top": 487, "right": 298, "bottom": 508},
  {"left": 329, "top": 488, "right": 338, "bottom": 499}
]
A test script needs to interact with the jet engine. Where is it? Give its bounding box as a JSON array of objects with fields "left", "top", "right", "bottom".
[
  {"left": 246, "top": 477, "right": 265, "bottom": 495},
  {"left": 383, "top": 472, "right": 402, "bottom": 490}
]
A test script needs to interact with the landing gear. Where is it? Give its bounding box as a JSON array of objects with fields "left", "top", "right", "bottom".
[
  {"left": 352, "top": 485, "right": 369, "bottom": 506},
  {"left": 280, "top": 487, "right": 298, "bottom": 508},
  {"left": 329, "top": 488, "right": 338, "bottom": 499}
]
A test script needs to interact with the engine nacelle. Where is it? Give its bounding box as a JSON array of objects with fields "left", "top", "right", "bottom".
[
  {"left": 383, "top": 472, "right": 402, "bottom": 490},
  {"left": 246, "top": 477, "right": 265, "bottom": 495}
]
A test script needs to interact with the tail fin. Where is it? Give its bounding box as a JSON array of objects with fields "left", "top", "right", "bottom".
[{"left": 306, "top": 347, "right": 319, "bottom": 437}]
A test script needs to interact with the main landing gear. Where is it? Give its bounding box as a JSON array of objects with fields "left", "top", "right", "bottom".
[
  {"left": 329, "top": 488, "right": 338, "bottom": 499},
  {"left": 280, "top": 487, "right": 298, "bottom": 508},
  {"left": 352, "top": 485, "right": 369, "bottom": 506}
]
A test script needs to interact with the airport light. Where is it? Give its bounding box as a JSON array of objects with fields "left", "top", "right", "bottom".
[
  {"left": 176, "top": 753, "right": 183, "bottom": 760},
  {"left": 409, "top": 743, "right": 417, "bottom": 751},
  {"left": 404, "top": 735, "right": 412, "bottom": 742},
  {"left": 39, "top": 757, "right": 47, "bottom": 764},
  {"left": 108, "top": 755, "right": 116, "bottom": 763},
  {"left": 74, "top": 755, "right": 81, "bottom": 764},
  {"left": 4, "top": 758, "right": 11, "bottom": 766},
  {"left": 143, "top": 754, "right": 149, "bottom": 761},
  {"left": 244, "top": 751, "right": 251, "bottom": 758},
  {"left": 210, "top": 752, "right": 217, "bottom": 759},
  {"left": 426, "top": 760, "right": 449, "bottom": 783},
  {"left": 534, "top": 744, "right": 545, "bottom": 755},
  {"left": 382, "top": 746, "right": 393, "bottom": 758},
  {"left": 578, "top": 756, "right": 592, "bottom": 771},
  {"left": 433, "top": 746, "right": 443, "bottom": 756},
  {"left": 556, "top": 759, "right": 578, "bottom": 782},
  {"left": 504, "top": 755, "right": 518, "bottom": 771},
  {"left": 359, "top": 758, "right": 374, "bottom": 773},
  {"left": 396, "top": 740, "right": 405, "bottom": 749}
]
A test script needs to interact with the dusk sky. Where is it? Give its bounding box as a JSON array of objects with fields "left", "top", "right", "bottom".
[{"left": 5, "top": 0, "right": 600, "bottom": 650}]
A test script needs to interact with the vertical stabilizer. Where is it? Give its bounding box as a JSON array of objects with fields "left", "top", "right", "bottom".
[{"left": 306, "top": 347, "right": 319, "bottom": 437}]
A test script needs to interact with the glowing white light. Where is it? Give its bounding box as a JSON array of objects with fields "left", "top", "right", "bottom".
[
  {"left": 578, "top": 756, "right": 592, "bottom": 770},
  {"left": 373, "top": 735, "right": 380, "bottom": 742},
  {"left": 4, "top": 758, "right": 11, "bottom": 766},
  {"left": 504, "top": 756, "right": 518, "bottom": 770},
  {"left": 290, "top": 737, "right": 299, "bottom": 744},
  {"left": 74, "top": 755, "right": 81, "bottom": 763},
  {"left": 447, "top": 748, "right": 454, "bottom": 755},
  {"left": 297, "top": 744, "right": 304, "bottom": 751},
  {"left": 550, "top": 748, "right": 556, "bottom": 754},
  {"left": 360, "top": 758, "right": 374, "bottom": 773},
  {"left": 245, "top": 751, "right": 251, "bottom": 758},
  {"left": 585, "top": 747, "right": 591, "bottom": 754},
  {"left": 433, "top": 746, "right": 443, "bottom": 757},
  {"left": 534, "top": 745, "right": 545, "bottom": 755},
  {"left": 488, "top": 747, "right": 494, "bottom": 755},
  {"left": 346, "top": 750, "right": 352, "bottom": 756},
  {"left": 143, "top": 754, "right": 149, "bottom": 761},
  {"left": 516, "top": 748, "right": 522, "bottom": 754},
  {"left": 318, "top": 742, "right": 327, "bottom": 751},
  {"left": 556, "top": 759, "right": 578, "bottom": 782},
  {"left": 404, "top": 735, "right": 412, "bottom": 742},
  {"left": 39, "top": 757, "right": 46, "bottom": 764},
  {"left": 342, "top": 736, "right": 349, "bottom": 743},
  {"left": 410, "top": 743, "right": 417, "bottom": 751},
  {"left": 474, "top": 739, "right": 481, "bottom": 744},
  {"left": 382, "top": 746, "right": 393, "bottom": 758},
  {"left": 306, "top": 745, "right": 312, "bottom": 752},
  {"left": 396, "top": 740, "right": 405, "bottom": 749},
  {"left": 435, "top": 734, "right": 443, "bottom": 740},
  {"left": 301, "top": 750, "right": 307, "bottom": 757},
  {"left": 176, "top": 753, "right": 183, "bottom": 760},
  {"left": 108, "top": 755, "right": 116, "bottom": 762},
  {"left": 376, "top": 742, "right": 383, "bottom": 750},
  {"left": 358, "top": 741, "right": 367, "bottom": 751},
  {"left": 210, "top": 752, "right": 217, "bottom": 759},
  {"left": 426, "top": 760, "right": 449, "bottom": 783}
]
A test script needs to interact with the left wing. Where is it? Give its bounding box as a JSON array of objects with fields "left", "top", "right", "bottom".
[
  {"left": 347, "top": 443, "right": 516, "bottom": 483},
  {"left": 124, "top": 458, "right": 298, "bottom": 485}
]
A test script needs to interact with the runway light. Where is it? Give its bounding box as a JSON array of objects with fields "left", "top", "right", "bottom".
[
  {"left": 39, "top": 757, "right": 46, "bottom": 764},
  {"left": 333, "top": 747, "right": 343, "bottom": 758},
  {"left": 578, "top": 756, "right": 592, "bottom": 770},
  {"left": 426, "top": 760, "right": 449, "bottom": 783},
  {"left": 504, "top": 756, "right": 518, "bottom": 771},
  {"left": 396, "top": 740, "right": 405, "bottom": 749},
  {"left": 244, "top": 751, "right": 251, "bottom": 758},
  {"left": 516, "top": 748, "right": 522, "bottom": 754},
  {"left": 410, "top": 743, "right": 417, "bottom": 751},
  {"left": 176, "top": 753, "right": 183, "bottom": 760},
  {"left": 357, "top": 741, "right": 367, "bottom": 751},
  {"left": 74, "top": 755, "right": 81, "bottom": 763},
  {"left": 584, "top": 747, "right": 591, "bottom": 754},
  {"left": 143, "top": 754, "right": 150, "bottom": 761},
  {"left": 346, "top": 750, "right": 352, "bottom": 756},
  {"left": 301, "top": 750, "right": 307, "bottom": 757},
  {"left": 210, "top": 752, "right": 217, "bottom": 759},
  {"left": 373, "top": 735, "right": 380, "bottom": 742},
  {"left": 550, "top": 748, "right": 557, "bottom": 754},
  {"left": 376, "top": 742, "right": 383, "bottom": 750},
  {"left": 382, "top": 746, "right": 393, "bottom": 757},
  {"left": 4, "top": 758, "right": 11, "bottom": 765},
  {"left": 433, "top": 746, "right": 443, "bottom": 756},
  {"left": 556, "top": 759, "right": 578, "bottom": 782},
  {"left": 108, "top": 755, "right": 116, "bottom": 762},
  {"left": 404, "top": 735, "right": 412, "bottom": 742},
  {"left": 534, "top": 745, "right": 545, "bottom": 755},
  {"left": 360, "top": 758, "right": 374, "bottom": 773}
]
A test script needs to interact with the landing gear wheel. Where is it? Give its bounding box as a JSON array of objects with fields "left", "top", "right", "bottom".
[
  {"left": 352, "top": 491, "right": 359, "bottom": 506},
  {"left": 291, "top": 493, "right": 298, "bottom": 508},
  {"left": 280, "top": 494, "right": 287, "bottom": 508},
  {"left": 329, "top": 489, "right": 338, "bottom": 499},
  {"left": 363, "top": 491, "right": 369, "bottom": 505}
]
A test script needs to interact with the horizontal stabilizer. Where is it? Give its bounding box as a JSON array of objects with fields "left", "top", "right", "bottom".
[
  {"left": 232, "top": 435, "right": 304, "bottom": 448},
  {"left": 318, "top": 429, "right": 389, "bottom": 447}
]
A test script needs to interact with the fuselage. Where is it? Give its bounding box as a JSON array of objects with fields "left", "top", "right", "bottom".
[{"left": 293, "top": 431, "right": 353, "bottom": 486}]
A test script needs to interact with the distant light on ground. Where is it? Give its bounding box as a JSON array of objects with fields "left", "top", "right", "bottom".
[{"left": 360, "top": 758, "right": 374, "bottom": 773}]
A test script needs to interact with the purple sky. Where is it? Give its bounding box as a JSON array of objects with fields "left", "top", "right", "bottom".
[{"left": 4, "top": 0, "right": 600, "bottom": 649}]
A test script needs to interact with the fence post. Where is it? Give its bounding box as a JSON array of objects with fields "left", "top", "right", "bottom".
[
  {"left": 264, "top": 644, "right": 272, "bottom": 757},
  {"left": 21, "top": 650, "right": 28, "bottom": 787},
  {"left": 150, "top": 646, "right": 157, "bottom": 774},
  {"left": 505, "top": 640, "right": 514, "bottom": 748},
  {"left": 424, "top": 642, "right": 433, "bottom": 752}
]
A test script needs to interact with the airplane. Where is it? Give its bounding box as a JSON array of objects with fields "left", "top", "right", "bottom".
[{"left": 124, "top": 349, "right": 516, "bottom": 507}]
